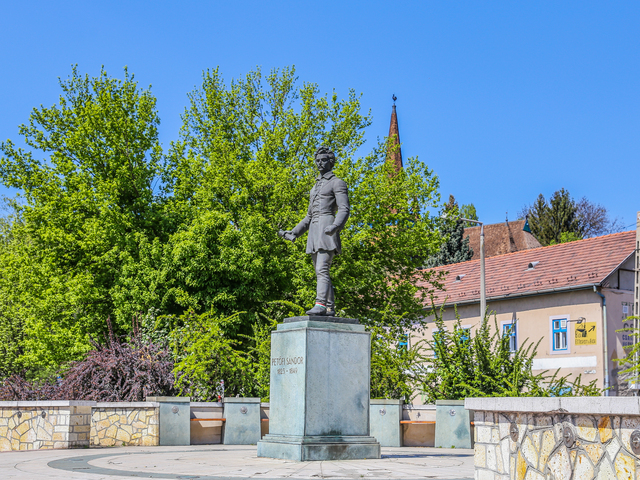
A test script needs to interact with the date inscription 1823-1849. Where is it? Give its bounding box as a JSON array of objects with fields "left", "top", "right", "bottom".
[{"left": 272, "top": 356, "right": 304, "bottom": 375}]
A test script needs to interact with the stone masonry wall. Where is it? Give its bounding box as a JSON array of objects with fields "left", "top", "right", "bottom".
[
  {"left": 0, "top": 402, "right": 92, "bottom": 451},
  {"left": 473, "top": 410, "right": 640, "bottom": 480},
  {"left": 90, "top": 404, "right": 159, "bottom": 447}
]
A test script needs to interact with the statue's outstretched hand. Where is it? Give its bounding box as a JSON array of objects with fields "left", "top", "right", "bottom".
[
  {"left": 278, "top": 230, "right": 297, "bottom": 242},
  {"left": 324, "top": 224, "right": 339, "bottom": 236}
]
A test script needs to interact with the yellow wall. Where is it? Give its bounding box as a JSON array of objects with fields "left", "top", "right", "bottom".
[{"left": 411, "top": 287, "right": 634, "bottom": 403}]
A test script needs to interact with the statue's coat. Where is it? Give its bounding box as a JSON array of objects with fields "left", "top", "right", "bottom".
[{"left": 291, "top": 171, "right": 350, "bottom": 254}]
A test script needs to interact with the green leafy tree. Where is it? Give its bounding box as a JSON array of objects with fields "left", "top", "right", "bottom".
[
  {"left": 459, "top": 203, "right": 478, "bottom": 224},
  {"left": 159, "top": 66, "right": 443, "bottom": 334},
  {"left": 0, "top": 65, "right": 445, "bottom": 379},
  {"left": 171, "top": 302, "right": 304, "bottom": 401},
  {"left": 0, "top": 67, "right": 163, "bottom": 376},
  {"left": 549, "top": 231, "right": 583, "bottom": 245},
  {"left": 418, "top": 306, "right": 601, "bottom": 401},
  {"left": 426, "top": 195, "right": 473, "bottom": 267},
  {"left": 0, "top": 215, "right": 30, "bottom": 378},
  {"left": 171, "top": 311, "right": 275, "bottom": 400}
]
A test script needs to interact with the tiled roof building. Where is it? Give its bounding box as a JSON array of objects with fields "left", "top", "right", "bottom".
[
  {"left": 412, "top": 230, "right": 637, "bottom": 401},
  {"left": 423, "top": 230, "right": 635, "bottom": 306},
  {"left": 463, "top": 220, "right": 541, "bottom": 261}
]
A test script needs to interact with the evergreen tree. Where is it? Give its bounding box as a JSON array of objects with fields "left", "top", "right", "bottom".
[
  {"left": 426, "top": 195, "right": 473, "bottom": 267},
  {"left": 523, "top": 189, "right": 582, "bottom": 246}
]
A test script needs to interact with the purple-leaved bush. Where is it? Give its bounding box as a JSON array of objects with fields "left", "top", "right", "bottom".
[{"left": 0, "top": 317, "right": 176, "bottom": 401}]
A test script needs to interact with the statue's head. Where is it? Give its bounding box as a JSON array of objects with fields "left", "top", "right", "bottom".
[{"left": 314, "top": 146, "right": 335, "bottom": 174}]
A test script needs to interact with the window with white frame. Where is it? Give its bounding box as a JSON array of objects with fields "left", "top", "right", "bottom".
[
  {"left": 552, "top": 318, "right": 569, "bottom": 351},
  {"left": 502, "top": 322, "right": 517, "bottom": 352}
]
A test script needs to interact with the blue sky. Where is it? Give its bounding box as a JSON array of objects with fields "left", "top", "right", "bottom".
[{"left": 1, "top": 1, "right": 638, "bottom": 228}]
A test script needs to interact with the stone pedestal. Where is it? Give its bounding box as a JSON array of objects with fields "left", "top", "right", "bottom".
[{"left": 257, "top": 317, "right": 380, "bottom": 461}]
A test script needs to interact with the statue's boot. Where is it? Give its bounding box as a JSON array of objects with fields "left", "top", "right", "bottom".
[{"left": 306, "top": 304, "right": 328, "bottom": 316}]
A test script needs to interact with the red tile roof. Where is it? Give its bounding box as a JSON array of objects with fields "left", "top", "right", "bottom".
[
  {"left": 464, "top": 220, "right": 541, "bottom": 260},
  {"left": 420, "top": 231, "right": 636, "bottom": 306}
]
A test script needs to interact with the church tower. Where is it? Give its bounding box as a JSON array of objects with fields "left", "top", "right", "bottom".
[{"left": 387, "top": 95, "right": 403, "bottom": 173}]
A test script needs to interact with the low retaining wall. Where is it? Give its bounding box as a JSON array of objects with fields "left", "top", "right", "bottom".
[
  {"left": 0, "top": 401, "right": 93, "bottom": 451},
  {"left": 90, "top": 402, "right": 159, "bottom": 447},
  {"left": 466, "top": 397, "right": 640, "bottom": 480},
  {"left": 1, "top": 398, "right": 448, "bottom": 451}
]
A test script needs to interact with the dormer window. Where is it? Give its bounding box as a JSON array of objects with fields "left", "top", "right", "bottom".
[
  {"left": 455, "top": 274, "right": 466, "bottom": 282},
  {"left": 527, "top": 261, "right": 540, "bottom": 270}
]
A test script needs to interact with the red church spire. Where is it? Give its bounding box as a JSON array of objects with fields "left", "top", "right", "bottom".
[{"left": 387, "top": 95, "right": 403, "bottom": 173}]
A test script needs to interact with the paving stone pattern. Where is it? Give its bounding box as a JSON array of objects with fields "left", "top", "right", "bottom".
[
  {"left": 0, "top": 406, "right": 91, "bottom": 451},
  {"left": 473, "top": 410, "right": 640, "bottom": 480},
  {"left": 0, "top": 444, "right": 476, "bottom": 479},
  {"left": 90, "top": 407, "right": 159, "bottom": 447}
]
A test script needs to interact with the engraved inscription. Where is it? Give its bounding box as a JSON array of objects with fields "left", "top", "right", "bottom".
[{"left": 272, "top": 356, "right": 304, "bottom": 374}]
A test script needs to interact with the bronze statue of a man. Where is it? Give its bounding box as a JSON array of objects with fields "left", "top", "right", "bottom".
[{"left": 280, "top": 146, "right": 350, "bottom": 316}]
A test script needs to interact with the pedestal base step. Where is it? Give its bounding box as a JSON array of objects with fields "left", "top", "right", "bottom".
[{"left": 257, "top": 434, "right": 381, "bottom": 461}]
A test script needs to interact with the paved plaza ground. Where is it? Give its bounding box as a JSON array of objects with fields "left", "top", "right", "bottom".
[{"left": 0, "top": 444, "right": 474, "bottom": 479}]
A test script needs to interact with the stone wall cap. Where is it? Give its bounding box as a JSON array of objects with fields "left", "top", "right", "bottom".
[
  {"left": 190, "top": 402, "right": 223, "bottom": 407},
  {"left": 436, "top": 400, "right": 465, "bottom": 406},
  {"left": 223, "top": 397, "right": 261, "bottom": 403},
  {"left": 261, "top": 403, "right": 270, "bottom": 408},
  {"left": 464, "top": 396, "right": 640, "bottom": 416},
  {"left": 0, "top": 400, "right": 96, "bottom": 407},
  {"left": 403, "top": 404, "right": 436, "bottom": 410},
  {"left": 95, "top": 402, "right": 159, "bottom": 408},
  {"left": 370, "top": 399, "right": 404, "bottom": 405},
  {"left": 146, "top": 396, "right": 190, "bottom": 403}
]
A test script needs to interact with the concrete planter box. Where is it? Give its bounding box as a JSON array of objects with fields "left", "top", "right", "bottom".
[
  {"left": 223, "top": 397, "right": 261, "bottom": 445},
  {"left": 435, "top": 399, "right": 473, "bottom": 449},
  {"left": 370, "top": 399, "right": 403, "bottom": 447},
  {"left": 146, "top": 396, "right": 190, "bottom": 446}
]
